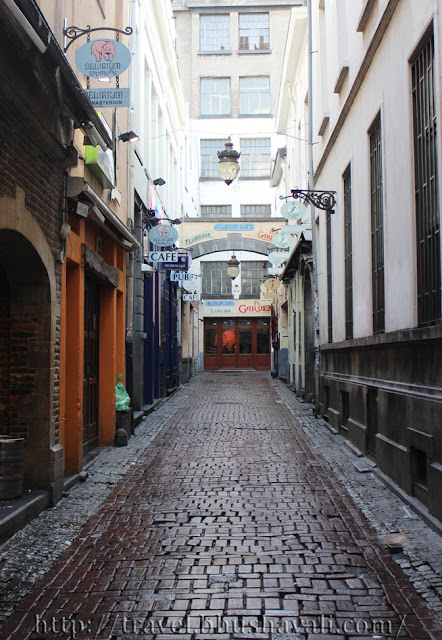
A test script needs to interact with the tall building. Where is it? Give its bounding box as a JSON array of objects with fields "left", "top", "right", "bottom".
[
  {"left": 309, "top": 0, "right": 442, "bottom": 521},
  {"left": 173, "top": 0, "right": 302, "bottom": 372}
]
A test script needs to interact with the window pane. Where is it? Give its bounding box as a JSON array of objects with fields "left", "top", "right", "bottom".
[
  {"left": 239, "top": 13, "right": 269, "bottom": 51},
  {"left": 257, "top": 328, "right": 270, "bottom": 354},
  {"left": 201, "top": 139, "right": 227, "bottom": 177},
  {"left": 200, "top": 78, "right": 230, "bottom": 115},
  {"left": 239, "top": 329, "right": 252, "bottom": 354},
  {"left": 201, "top": 261, "right": 231, "bottom": 295},
  {"left": 241, "top": 261, "right": 267, "bottom": 296},
  {"left": 240, "top": 138, "right": 271, "bottom": 177},
  {"left": 201, "top": 205, "right": 232, "bottom": 218},
  {"left": 239, "top": 77, "right": 270, "bottom": 115},
  {"left": 240, "top": 204, "right": 271, "bottom": 217},
  {"left": 205, "top": 329, "right": 217, "bottom": 355},
  {"left": 221, "top": 328, "right": 236, "bottom": 354},
  {"left": 200, "top": 14, "right": 230, "bottom": 52}
]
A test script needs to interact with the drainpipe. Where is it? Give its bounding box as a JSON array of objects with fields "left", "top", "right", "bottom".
[{"left": 307, "top": 0, "right": 320, "bottom": 414}]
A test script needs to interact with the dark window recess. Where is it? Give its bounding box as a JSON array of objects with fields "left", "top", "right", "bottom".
[
  {"left": 343, "top": 166, "right": 353, "bottom": 339},
  {"left": 340, "top": 390, "right": 350, "bottom": 432},
  {"left": 324, "top": 386, "right": 330, "bottom": 422},
  {"left": 411, "top": 446, "right": 428, "bottom": 487},
  {"left": 411, "top": 27, "right": 441, "bottom": 325},
  {"left": 326, "top": 212, "right": 333, "bottom": 342},
  {"left": 370, "top": 115, "right": 385, "bottom": 333}
]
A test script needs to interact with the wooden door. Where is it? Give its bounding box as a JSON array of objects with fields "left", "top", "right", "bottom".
[{"left": 83, "top": 279, "right": 99, "bottom": 454}]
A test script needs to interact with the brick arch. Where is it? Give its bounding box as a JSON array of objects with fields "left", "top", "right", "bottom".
[
  {"left": 186, "top": 234, "right": 274, "bottom": 258},
  {"left": 0, "top": 187, "right": 60, "bottom": 497}
]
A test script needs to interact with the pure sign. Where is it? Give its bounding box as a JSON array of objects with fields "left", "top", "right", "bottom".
[{"left": 148, "top": 251, "right": 178, "bottom": 263}]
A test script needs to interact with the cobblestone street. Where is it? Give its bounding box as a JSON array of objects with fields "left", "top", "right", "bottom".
[{"left": 0, "top": 372, "right": 441, "bottom": 640}]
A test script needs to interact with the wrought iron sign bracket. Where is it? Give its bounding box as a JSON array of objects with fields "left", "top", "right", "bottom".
[
  {"left": 63, "top": 25, "right": 133, "bottom": 52},
  {"left": 280, "top": 189, "right": 337, "bottom": 214}
]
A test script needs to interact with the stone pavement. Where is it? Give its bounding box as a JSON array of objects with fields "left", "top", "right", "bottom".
[{"left": 0, "top": 372, "right": 441, "bottom": 640}]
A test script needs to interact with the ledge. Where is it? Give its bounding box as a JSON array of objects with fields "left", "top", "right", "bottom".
[
  {"left": 320, "top": 322, "right": 442, "bottom": 352},
  {"left": 334, "top": 65, "right": 349, "bottom": 94},
  {"left": 357, "top": 0, "right": 377, "bottom": 32},
  {"left": 237, "top": 49, "right": 272, "bottom": 55},
  {"left": 318, "top": 115, "right": 330, "bottom": 137},
  {"left": 198, "top": 50, "right": 232, "bottom": 56}
]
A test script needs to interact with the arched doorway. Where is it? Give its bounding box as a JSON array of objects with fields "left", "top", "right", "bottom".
[{"left": 0, "top": 229, "right": 55, "bottom": 492}]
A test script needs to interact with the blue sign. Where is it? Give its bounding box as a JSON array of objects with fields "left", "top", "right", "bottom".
[
  {"left": 149, "top": 224, "right": 179, "bottom": 247},
  {"left": 76, "top": 39, "right": 131, "bottom": 78},
  {"left": 160, "top": 255, "right": 189, "bottom": 271},
  {"left": 205, "top": 301, "right": 236, "bottom": 307},
  {"left": 85, "top": 88, "right": 130, "bottom": 108},
  {"left": 214, "top": 224, "right": 255, "bottom": 231}
]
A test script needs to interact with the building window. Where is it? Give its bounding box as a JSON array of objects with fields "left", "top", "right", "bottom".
[
  {"left": 201, "top": 262, "right": 232, "bottom": 296},
  {"left": 241, "top": 261, "right": 266, "bottom": 297},
  {"left": 199, "top": 14, "right": 230, "bottom": 52},
  {"left": 369, "top": 114, "right": 385, "bottom": 334},
  {"left": 201, "top": 205, "right": 232, "bottom": 218},
  {"left": 239, "top": 77, "right": 270, "bottom": 114},
  {"left": 201, "top": 139, "right": 227, "bottom": 178},
  {"left": 240, "top": 204, "right": 271, "bottom": 217},
  {"left": 343, "top": 165, "right": 353, "bottom": 339},
  {"left": 326, "top": 211, "right": 333, "bottom": 342},
  {"left": 240, "top": 138, "right": 270, "bottom": 178},
  {"left": 200, "top": 78, "right": 230, "bottom": 116},
  {"left": 239, "top": 13, "right": 269, "bottom": 51},
  {"left": 411, "top": 27, "right": 441, "bottom": 325}
]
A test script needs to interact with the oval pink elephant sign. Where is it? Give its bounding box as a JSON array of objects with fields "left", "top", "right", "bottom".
[{"left": 75, "top": 39, "right": 131, "bottom": 78}]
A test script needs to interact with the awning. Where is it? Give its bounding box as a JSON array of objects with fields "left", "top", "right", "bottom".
[{"left": 66, "top": 176, "right": 141, "bottom": 250}]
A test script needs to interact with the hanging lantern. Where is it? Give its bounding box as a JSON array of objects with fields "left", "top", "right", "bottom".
[{"left": 217, "top": 138, "right": 240, "bottom": 185}]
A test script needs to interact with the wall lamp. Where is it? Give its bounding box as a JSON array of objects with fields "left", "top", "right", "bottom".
[
  {"left": 217, "top": 138, "right": 240, "bottom": 185},
  {"left": 280, "top": 189, "right": 337, "bottom": 214},
  {"left": 119, "top": 131, "right": 139, "bottom": 143},
  {"left": 153, "top": 177, "right": 166, "bottom": 186}
]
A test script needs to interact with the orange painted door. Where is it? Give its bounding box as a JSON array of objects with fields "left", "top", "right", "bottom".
[{"left": 83, "top": 279, "right": 99, "bottom": 454}]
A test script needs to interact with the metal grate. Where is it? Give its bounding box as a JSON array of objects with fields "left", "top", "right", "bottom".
[
  {"left": 343, "top": 165, "right": 353, "bottom": 339},
  {"left": 411, "top": 27, "right": 441, "bottom": 325},
  {"left": 326, "top": 211, "right": 332, "bottom": 342},
  {"left": 370, "top": 115, "right": 385, "bottom": 334}
]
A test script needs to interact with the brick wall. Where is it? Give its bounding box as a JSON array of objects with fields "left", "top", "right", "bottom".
[{"left": 0, "top": 99, "right": 64, "bottom": 445}]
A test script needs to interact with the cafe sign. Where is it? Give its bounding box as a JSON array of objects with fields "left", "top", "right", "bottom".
[{"left": 149, "top": 224, "right": 179, "bottom": 247}]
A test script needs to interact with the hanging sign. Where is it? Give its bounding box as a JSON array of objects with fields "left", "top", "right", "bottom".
[
  {"left": 183, "top": 293, "right": 200, "bottom": 301},
  {"left": 268, "top": 266, "right": 284, "bottom": 276},
  {"left": 283, "top": 224, "right": 308, "bottom": 234},
  {"left": 272, "top": 233, "right": 295, "bottom": 249},
  {"left": 149, "top": 224, "right": 179, "bottom": 247},
  {"left": 170, "top": 271, "right": 196, "bottom": 281},
  {"left": 85, "top": 88, "right": 130, "bottom": 108},
  {"left": 267, "top": 250, "right": 290, "bottom": 265},
  {"left": 281, "top": 200, "right": 307, "bottom": 221},
  {"left": 182, "top": 279, "right": 200, "bottom": 293},
  {"left": 148, "top": 250, "right": 178, "bottom": 263},
  {"left": 160, "top": 254, "right": 189, "bottom": 271},
  {"left": 76, "top": 39, "right": 131, "bottom": 78}
]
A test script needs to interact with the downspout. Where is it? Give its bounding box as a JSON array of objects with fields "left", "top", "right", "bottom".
[{"left": 307, "top": 0, "right": 321, "bottom": 413}]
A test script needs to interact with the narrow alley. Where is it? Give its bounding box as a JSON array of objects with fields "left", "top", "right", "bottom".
[{"left": 0, "top": 373, "right": 441, "bottom": 640}]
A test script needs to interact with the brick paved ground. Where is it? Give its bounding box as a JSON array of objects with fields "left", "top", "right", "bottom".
[{"left": 0, "top": 372, "right": 441, "bottom": 640}]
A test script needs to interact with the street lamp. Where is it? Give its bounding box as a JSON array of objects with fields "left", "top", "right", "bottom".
[
  {"left": 217, "top": 138, "right": 240, "bottom": 185},
  {"left": 227, "top": 254, "right": 240, "bottom": 280}
]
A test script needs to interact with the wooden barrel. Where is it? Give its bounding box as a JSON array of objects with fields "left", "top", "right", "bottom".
[{"left": 0, "top": 438, "right": 25, "bottom": 499}]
